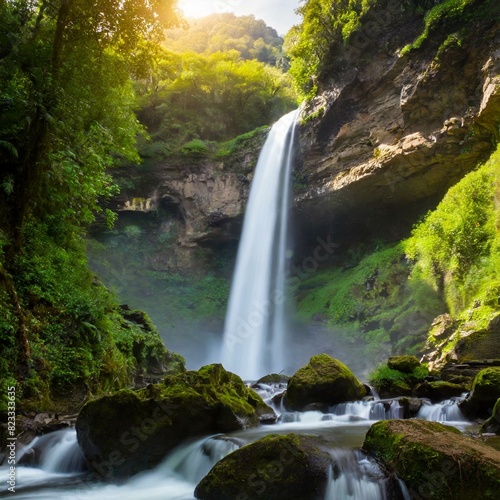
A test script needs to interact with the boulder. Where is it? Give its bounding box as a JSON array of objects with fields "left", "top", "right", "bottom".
[
  {"left": 460, "top": 367, "right": 500, "bottom": 419},
  {"left": 194, "top": 433, "right": 333, "bottom": 500},
  {"left": 76, "top": 364, "right": 274, "bottom": 479},
  {"left": 387, "top": 356, "right": 421, "bottom": 374},
  {"left": 481, "top": 398, "right": 500, "bottom": 434},
  {"left": 415, "top": 380, "right": 466, "bottom": 403},
  {"left": 286, "top": 354, "right": 367, "bottom": 411},
  {"left": 363, "top": 419, "right": 500, "bottom": 499}
]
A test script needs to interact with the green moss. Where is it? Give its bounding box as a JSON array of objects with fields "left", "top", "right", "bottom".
[
  {"left": 387, "top": 355, "right": 421, "bottom": 373},
  {"left": 369, "top": 361, "right": 429, "bottom": 398},
  {"left": 195, "top": 433, "right": 332, "bottom": 500},
  {"left": 364, "top": 419, "right": 500, "bottom": 499},
  {"left": 287, "top": 354, "right": 366, "bottom": 410},
  {"left": 400, "top": 0, "right": 488, "bottom": 56}
]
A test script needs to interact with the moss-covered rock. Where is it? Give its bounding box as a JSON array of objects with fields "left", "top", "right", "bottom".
[
  {"left": 415, "top": 380, "right": 466, "bottom": 403},
  {"left": 76, "top": 364, "right": 274, "bottom": 478},
  {"left": 194, "top": 433, "right": 332, "bottom": 500},
  {"left": 363, "top": 419, "right": 500, "bottom": 499},
  {"left": 460, "top": 368, "right": 500, "bottom": 419},
  {"left": 369, "top": 361, "right": 429, "bottom": 399},
  {"left": 482, "top": 398, "right": 500, "bottom": 434},
  {"left": 387, "top": 356, "right": 421, "bottom": 374},
  {"left": 286, "top": 354, "right": 366, "bottom": 411}
]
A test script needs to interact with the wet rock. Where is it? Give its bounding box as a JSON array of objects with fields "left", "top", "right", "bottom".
[
  {"left": 415, "top": 380, "right": 466, "bottom": 403},
  {"left": 195, "top": 433, "right": 333, "bottom": 500},
  {"left": 398, "top": 397, "right": 423, "bottom": 418},
  {"left": 481, "top": 398, "right": 500, "bottom": 435},
  {"left": 364, "top": 419, "right": 500, "bottom": 499},
  {"left": 76, "top": 364, "right": 275, "bottom": 478},
  {"left": 387, "top": 356, "right": 421, "bottom": 374},
  {"left": 460, "top": 367, "right": 500, "bottom": 419},
  {"left": 286, "top": 354, "right": 367, "bottom": 411}
]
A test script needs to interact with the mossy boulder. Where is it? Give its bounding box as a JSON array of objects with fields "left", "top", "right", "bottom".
[
  {"left": 363, "top": 419, "right": 500, "bottom": 499},
  {"left": 286, "top": 354, "right": 367, "bottom": 411},
  {"left": 415, "top": 380, "right": 466, "bottom": 402},
  {"left": 369, "top": 361, "right": 429, "bottom": 399},
  {"left": 76, "top": 364, "right": 274, "bottom": 478},
  {"left": 482, "top": 398, "right": 500, "bottom": 434},
  {"left": 460, "top": 368, "right": 500, "bottom": 419},
  {"left": 194, "top": 433, "right": 332, "bottom": 500},
  {"left": 387, "top": 356, "right": 421, "bottom": 374}
]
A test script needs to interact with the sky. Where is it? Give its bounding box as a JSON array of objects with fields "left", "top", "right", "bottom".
[{"left": 178, "top": 0, "right": 302, "bottom": 35}]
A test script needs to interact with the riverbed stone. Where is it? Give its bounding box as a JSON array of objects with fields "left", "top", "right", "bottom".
[
  {"left": 460, "top": 367, "right": 500, "bottom": 419},
  {"left": 482, "top": 398, "right": 500, "bottom": 434},
  {"left": 194, "top": 433, "right": 332, "bottom": 500},
  {"left": 76, "top": 364, "right": 274, "bottom": 478},
  {"left": 414, "top": 380, "right": 466, "bottom": 402},
  {"left": 387, "top": 356, "right": 421, "bottom": 373},
  {"left": 363, "top": 419, "right": 500, "bottom": 499},
  {"left": 286, "top": 354, "right": 367, "bottom": 411}
]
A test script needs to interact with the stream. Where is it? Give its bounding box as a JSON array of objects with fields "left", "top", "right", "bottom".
[{"left": 0, "top": 385, "right": 472, "bottom": 499}]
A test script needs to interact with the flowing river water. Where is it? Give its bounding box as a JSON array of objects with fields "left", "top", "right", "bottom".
[{"left": 0, "top": 384, "right": 472, "bottom": 499}]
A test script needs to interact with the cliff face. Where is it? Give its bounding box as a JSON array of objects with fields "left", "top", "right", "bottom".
[
  {"left": 297, "top": 17, "right": 500, "bottom": 240},
  {"left": 113, "top": 14, "right": 499, "bottom": 257}
]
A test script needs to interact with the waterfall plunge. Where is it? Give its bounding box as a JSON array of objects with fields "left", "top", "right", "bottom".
[{"left": 221, "top": 110, "right": 299, "bottom": 380}]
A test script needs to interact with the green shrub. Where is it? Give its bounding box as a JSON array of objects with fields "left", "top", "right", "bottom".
[{"left": 180, "top": 139, "right": 210, "bottom": 156}]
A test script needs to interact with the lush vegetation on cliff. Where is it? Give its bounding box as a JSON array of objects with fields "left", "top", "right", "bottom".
[
  {"left": 296, "top": 145, "right": 500, "bottom": 362},
  {"left": 286, "top": 0, "right": 498, "bottom": 95}
]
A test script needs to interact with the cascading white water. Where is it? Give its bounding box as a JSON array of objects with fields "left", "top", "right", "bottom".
[
  {"left": 417, "top": 397, "right": 467, "bottom": 423},
  {"left": 221, "top": 110, "right": 299, "bottom": 380},
  {"left": 17, "top": 429, "right": 85, "bottom": 473},
  {"left": 323, "top": 449, "right": 410, "bottom": 500}
]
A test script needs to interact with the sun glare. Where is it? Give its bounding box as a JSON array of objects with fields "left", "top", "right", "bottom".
[{"left": 178, "top": 0, "right": 228, "bottom": 19}]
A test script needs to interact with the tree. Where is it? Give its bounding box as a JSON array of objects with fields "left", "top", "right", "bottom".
[{"left": 0, "top": 0, "right": 179, "bottom": 368}]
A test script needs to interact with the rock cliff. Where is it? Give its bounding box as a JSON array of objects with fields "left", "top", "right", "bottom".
[{"left": 113, "top": 7, "right": 499, "bottom": 254}]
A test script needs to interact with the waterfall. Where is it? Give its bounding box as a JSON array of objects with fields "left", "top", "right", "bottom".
[{"left": 221, "top": 109, "right": 299, "bottom": 380}]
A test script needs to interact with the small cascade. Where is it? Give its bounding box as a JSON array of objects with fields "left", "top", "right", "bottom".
[
  {"left": 17, "top": 429, "right": 85, "bottom": 473},
  {"left": 221, "top": 110, "right": 299, "bottom": 380},
  {"left": 278, "top": 400, "right": 404, "bottom": 425},
  {"left": 330, "top": 400, "right": 403, "bottom": 421},
  {"left": 417, "top": 397, "right": 467, "bottom": 423},
  {"left": 160, "top": 435, "right": 241, "bottom": 484},
  {"left": 323, "top": 449, "right": 408, "bottom": 500}
]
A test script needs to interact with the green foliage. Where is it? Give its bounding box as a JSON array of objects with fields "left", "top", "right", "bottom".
[
  {"left": 369, "top": 364, "right": 429, "bottom": 387},
  {"left": 164, "top": 13, "right": 287, "bottom": 67},
  {"left": 215, "top": 126, "right": 269, "bottom": 159},
  {"left": 400, "top": 0, "right": 484, "bottom": 55},
  {"left": 295, "top": 242, "right": 444, "bottom": 359},
  {"left": 180, "top": 139, "right": 210, "bottom": 156},
  {"left": 136, "top": 49, "right": 298, "bottom": 151},
  {"left": 405, "top": 146, "right": 500, "bottom": 316},
  {"left": 285, "top": 0, "right": 373, "bottom": 94}
]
